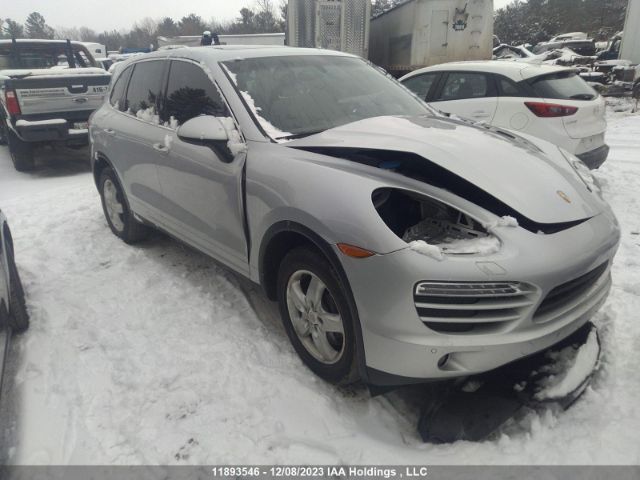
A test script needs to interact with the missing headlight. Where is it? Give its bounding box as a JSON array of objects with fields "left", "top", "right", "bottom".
[{"left": 373, "top": 188, "right": 500, "bottom": 258}]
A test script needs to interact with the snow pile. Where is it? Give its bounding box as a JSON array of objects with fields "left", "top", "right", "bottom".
[
  {"left": 239, "top": 90, "right": 291, "bottom": 140},
  {"left": 220, "top": 117, "right": 247, "bottom": 156},
  {"left": 164, "top": 134, "right": 173, "bottom": 151},
  {"left": 407, "top": 240, "right": 444, "bottom": 260},
  {"left": 409, "top": 235, "right": 500, "bottom": 258},
  {"left": 485, "top": 215, "right": 519, "bottom": 229},
  {"left": 163, "top": 116, "right": 179, "bottom": 130},
  {"left": 220, "top": 63, "right": 291, "bottom": 140},
  {"left": 16, "top": 119, "right": 67, "bottom": 127},
  {"left": 135, "top": 106, "right": 160, "bottom": 125},
  {"left": 440, "top": 235, "right": 501, "bottom": 255},
  {"left": 0, "top": 67, "right": 108, "bottom": 78},
  {"left": 533, "top": 330, "right": 600, "bottom": 401}
]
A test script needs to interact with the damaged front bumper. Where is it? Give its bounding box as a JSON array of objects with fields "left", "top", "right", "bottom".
[
  {"left": 342, "top": 211, "right": 619, "bottom": 385},
  {"left": 576, "top": 144, "right": 610, "bottom": 170}
]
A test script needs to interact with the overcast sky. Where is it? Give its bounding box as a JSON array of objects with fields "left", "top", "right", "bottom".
[{"left": 3, "top": 0, "right": 516, "bottom": 32}]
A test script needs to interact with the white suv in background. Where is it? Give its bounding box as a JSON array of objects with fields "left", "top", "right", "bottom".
[{"left": 400, "top": 61, "right": 608, "bottom": 169}]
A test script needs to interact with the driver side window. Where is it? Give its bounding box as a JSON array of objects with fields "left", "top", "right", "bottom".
[{"left": 162, "top": 60, "right": 229, "bottom": 129}]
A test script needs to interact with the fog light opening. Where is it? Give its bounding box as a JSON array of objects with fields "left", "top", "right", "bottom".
[{"left": 438, "top": 354, "right": 450, "bottom": 369}]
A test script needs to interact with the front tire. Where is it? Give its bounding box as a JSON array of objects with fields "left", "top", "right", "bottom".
[
  {"left": 99, "top": 167, "right": 150, "bottom": 244},
  {"left": 6, "top": 240, "right": 29, "bottom": 333},
  {"left": 277, "top": 246, "right": 360, "bottom": 385},
  {"left": 7, "top": 128, "right": 35, "bottom": 172}
]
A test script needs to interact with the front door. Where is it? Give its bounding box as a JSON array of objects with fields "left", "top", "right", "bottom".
[{"left": 156, "top": 60, "right": 249, "bottom": 275}]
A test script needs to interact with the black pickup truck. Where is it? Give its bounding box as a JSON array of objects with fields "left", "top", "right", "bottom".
[{"left": 0, "top": 39, "right": 111, "bottom": 171}]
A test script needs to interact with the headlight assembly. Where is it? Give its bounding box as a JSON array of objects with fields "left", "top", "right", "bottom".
[{"left": 372, "top": 188, "right": 503, "bottom": 259}]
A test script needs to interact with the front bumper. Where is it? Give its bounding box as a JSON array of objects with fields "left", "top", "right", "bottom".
[
  {"left": 577, "top": 144, "right": 609, "bottom": 169},
  {"left": 14, "top": 118, "right": 89, "bottom": 145},
  {"left": 342, "top": 211, "right": 620, "bottom": 385}
]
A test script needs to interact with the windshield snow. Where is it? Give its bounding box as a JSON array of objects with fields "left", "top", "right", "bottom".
[{"left": 222, "top": 55, "right": 431, "bottom": 139}]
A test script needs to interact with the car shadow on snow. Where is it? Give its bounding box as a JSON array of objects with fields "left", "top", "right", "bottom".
[
  {"left": 3, "top": 144, "right": 91, "bottom": 179},
  {"left": 127, "top": 231, "right": 458, "bottom": 438}
]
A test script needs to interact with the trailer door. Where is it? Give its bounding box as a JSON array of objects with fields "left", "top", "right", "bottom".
[
  {"left": 430, "top": 10, "right": 449, "bottom": 57},
  {"left": 316, "top": 1, "right": 342, "bottom": 51}
]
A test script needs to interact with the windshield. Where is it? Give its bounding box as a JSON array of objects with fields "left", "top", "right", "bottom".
[
  {"left": 529, "top": 71, "right": 597, "bottom": 101},
  {"left": 222, "top": 55, "right": 431, "bottom": 139},
  {"left": 0, "top": 43, "right": 96, "bottom": 70}
]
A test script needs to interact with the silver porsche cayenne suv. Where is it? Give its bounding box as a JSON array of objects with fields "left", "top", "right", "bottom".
[{"left": 89, "top": 46, "right": 619, "bottom": 386}]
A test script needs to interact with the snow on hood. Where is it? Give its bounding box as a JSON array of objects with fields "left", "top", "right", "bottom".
[{"left": 288, "top": 115, "right": 602, "bottom": 225}]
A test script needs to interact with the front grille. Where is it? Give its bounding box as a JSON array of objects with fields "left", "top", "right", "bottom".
[
  {"left": 535, "top": 262, "right": 609, "bottom": 319},
  {"left": 414, "top": 281, "right": 536, "bottom": 334}
]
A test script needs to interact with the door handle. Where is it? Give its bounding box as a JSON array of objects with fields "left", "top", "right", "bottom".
[
  {"left": 471, "top": 111, "right": 491, "bottom": 118},
  {"left": 104, "top": 128, "right": 116, "bottom": 136},
  {"left": 152, "top": 143, "right": 169, "bottom": 153}
]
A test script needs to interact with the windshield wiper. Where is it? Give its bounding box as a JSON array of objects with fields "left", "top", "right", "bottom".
[{"left": 276, "top": 130, "right": 325, "bottom": 141}]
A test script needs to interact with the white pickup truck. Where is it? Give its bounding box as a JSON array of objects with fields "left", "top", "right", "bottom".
[{"left": 0, "top": 39, "right": 111, "bottom": 171}]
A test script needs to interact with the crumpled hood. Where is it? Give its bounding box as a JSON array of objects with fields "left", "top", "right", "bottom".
[{"left": 288, "top": 115, "right": 602, "bottom": 225}]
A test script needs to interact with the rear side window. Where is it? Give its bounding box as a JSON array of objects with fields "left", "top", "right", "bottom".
[
  {"left": 529, "top": 71, "right": 597, "bottom": 100},
  {"left": 163, "top": 61, "right": 229, "bottom": 127},
  {"left": 125, "top": 60, "right": 166, "bottom": 122},
  {"left": 402, "top": 73, "right": 438, "bottom": 100},
  {"left": 110, "top": 66, "right": 133, "bottom": 111},
  {"left": 498, "top": 77, "right": 522, "bottom": 97},
  {"left": 437, "top": 72, "right": 490, "bottom": 101}
]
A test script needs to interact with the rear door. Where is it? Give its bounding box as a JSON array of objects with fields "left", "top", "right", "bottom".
[
  {"left": 430, "top": 71, "right": 498, "bottom": 122},
  {"left": 99, "top": 60, "right": 167, "bottom": 219},
  {"left": 156, "top": 60, "right": 249, "bottom": 274}
]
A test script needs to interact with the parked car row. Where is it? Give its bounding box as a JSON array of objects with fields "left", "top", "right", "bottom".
[{"left": 85, "top": 46, "right": 619, "bottom": 385}]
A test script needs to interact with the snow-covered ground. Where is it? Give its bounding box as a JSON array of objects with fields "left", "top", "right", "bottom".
[{"left": 0, "top": 107, "right": 639, "bottom": 464}]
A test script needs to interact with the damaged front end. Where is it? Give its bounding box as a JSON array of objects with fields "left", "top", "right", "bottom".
[{"left": 372, "top": 188, "right": 503, "bottom": 260}]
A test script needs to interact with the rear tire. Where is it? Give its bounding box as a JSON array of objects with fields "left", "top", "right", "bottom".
[
  {"left": 277, "top": 246, "right": 360, "bottom": 385},
  {"left": 99, "top": 167, "right": 150, "bottom": 244},
  {"left": 7, "top": 128, "right": 34, "bottom": 172},
  {"left": 6, "top": 240, "right": 29, "bottom": 333},
  {"left": 0, "top": 117, "right": 8, "bottom": 146}
]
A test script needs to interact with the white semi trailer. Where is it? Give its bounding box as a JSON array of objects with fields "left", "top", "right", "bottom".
[
  {"left": 620, "top": 0, "right": 640, "bottom": 64},
  {"left": 369, "top": 0, "right": 494, "bottom": 76},
  {"left": 286, "top": 0, "right": 371, "bottom": 58}
]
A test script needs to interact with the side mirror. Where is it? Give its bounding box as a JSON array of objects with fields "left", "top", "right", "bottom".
[{"left": 177, "top": 115, "right": 229, "bottom": 143}]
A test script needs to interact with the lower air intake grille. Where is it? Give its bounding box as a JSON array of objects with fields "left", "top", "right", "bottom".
[
  {"left": 414, "top": 281, "right": 535, "bottom": 334},
  {"left": 535, "top": 262, "right": 609, "bottom": 319}
]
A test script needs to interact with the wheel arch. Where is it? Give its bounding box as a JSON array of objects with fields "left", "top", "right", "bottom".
[
  {"left": 92, "top": 152, "right": 113, "bottom": 189},
  {"left": 258, "top": 221, "right": 369, "bottom": 381}
]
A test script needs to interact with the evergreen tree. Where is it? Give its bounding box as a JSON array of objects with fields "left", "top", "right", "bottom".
[
  {"left": 157, "top": 17, "right": 180, "bottom": 38},
  {"left": 24, "top": 12, "right": 55, "bottom": 39},
  {"left": 179, "top": 14, "right": 208, "bottom": 36},
  {"left": 3, "top": 19, "right": 24, "bottom": 39}
]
